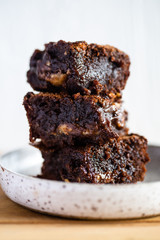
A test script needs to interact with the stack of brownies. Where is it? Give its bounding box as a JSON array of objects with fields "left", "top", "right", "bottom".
[{"left": 24, "top": 40, "right": 150, "bottom": 183}]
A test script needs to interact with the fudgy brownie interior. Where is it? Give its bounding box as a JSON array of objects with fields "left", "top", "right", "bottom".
[
  {"left": 27, "top": 40, "right": 130, "bottom": 96},
  {"left": 40, "top": 134, "right": 150, "bottom": 183},
  {"left": 24, "top": 92, "right": 128, "bottom": 148}
]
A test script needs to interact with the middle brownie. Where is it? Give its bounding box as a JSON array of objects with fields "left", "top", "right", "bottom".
[{"left": 23, "top": 92, "right": 128, "bottom": 148}]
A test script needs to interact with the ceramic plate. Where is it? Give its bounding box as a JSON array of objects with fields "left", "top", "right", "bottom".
[{"left": 0, "top": 146, "right": 160, "bottom": 219}]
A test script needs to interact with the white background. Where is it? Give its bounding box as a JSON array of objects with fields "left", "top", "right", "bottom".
[{"left": 0, "top": 0, "right": 160, "bottom": 151}]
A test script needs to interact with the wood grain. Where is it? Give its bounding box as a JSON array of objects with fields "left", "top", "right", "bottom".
[
  {"left": 1, "top": 225, "right": 160, "bottom": 240},
  {"left": 1, "top": 187, "right": 160, "bottom": 239}
]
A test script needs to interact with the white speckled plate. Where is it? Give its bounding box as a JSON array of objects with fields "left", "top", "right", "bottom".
[{"left": 0, "top": 146, "right": 160, "bottom": 219}]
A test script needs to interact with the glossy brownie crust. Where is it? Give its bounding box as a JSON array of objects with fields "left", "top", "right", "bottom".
[
  {"left": 27, "top": 40, "right": 130, "bottom": 95},
  {"left": 23, "top": 92, "right": 128, "bottom": 148},
  {"left": 40, "top": 134, "right": 150, "bottom": 183}
]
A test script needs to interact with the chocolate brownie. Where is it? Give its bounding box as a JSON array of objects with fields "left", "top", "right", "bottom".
[
  {"left": 40, "top": 134, "right": 150, "bottom": 183},
  {"left": 27, "top": 40, "right": 130, "bottom": 96},
  {"left": 23, "top": 92, "right": 128, "bottom": 148}
]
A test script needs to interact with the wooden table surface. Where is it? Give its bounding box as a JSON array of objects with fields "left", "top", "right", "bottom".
[{"left": 0, "top": 187, "right": 160, "bottom": 240}]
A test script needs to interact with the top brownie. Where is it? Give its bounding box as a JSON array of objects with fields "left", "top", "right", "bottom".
[{"left": 27, "top": 40, "right": 130, "bottom": 96}]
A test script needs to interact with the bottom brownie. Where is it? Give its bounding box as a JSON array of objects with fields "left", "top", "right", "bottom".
[{"left": 40, "top": 134, "right": 150, "bottom": 184}]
